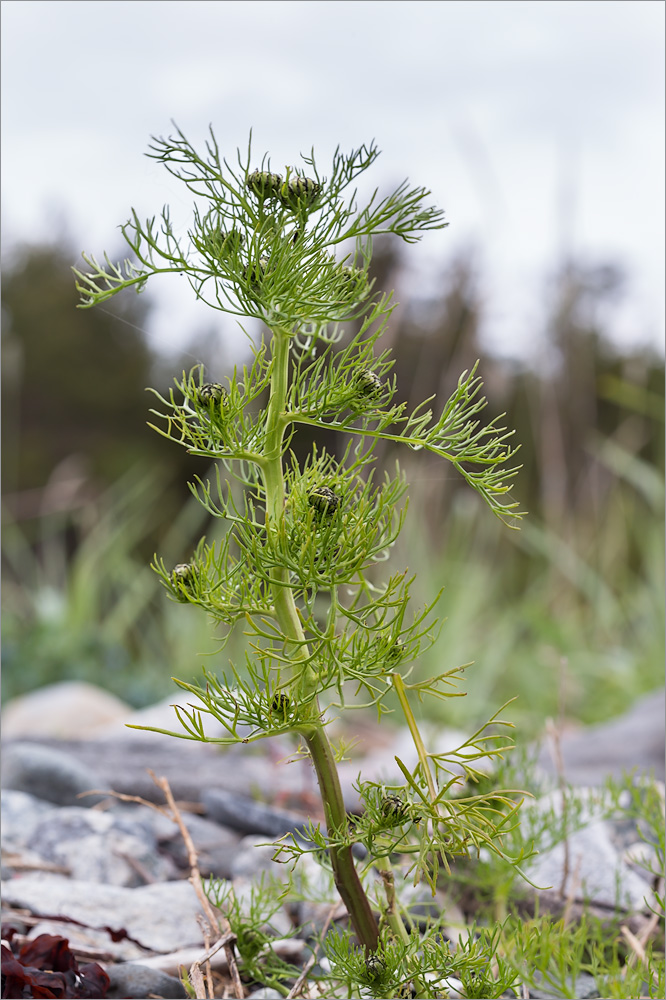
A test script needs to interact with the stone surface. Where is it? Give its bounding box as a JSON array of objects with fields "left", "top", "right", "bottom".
[
  {"left": 1, "top": 741, "right": 106, "bottom": 807},
  {"left": 26, "top": 805, "right": 178, "bottom": 886},
  {"left": 105, "top": 962, "right": 188, "bottom": 999},
  {"left": 1, "top": 873, "right": 210, "bottom": 953},
  {"left": 201, "top": 787, "right": 315, "bottom": 839},
  {"left": 1, "top": 789, "right": 57, "bottom": 847},
  {"left": 1, "top": 681, "right": 133, "bottom": 739},
  {"left": 522, "top": 788, "right": 657, "bottom": 913},
  {"left": 106, "top": 801, "right": 243, "bottom": 879},
  {"left": 0, "top": 734, "right": 314, "bottom": 806},
  {"left": 535, "top": 689, "right": 665, "bottom": 786}
]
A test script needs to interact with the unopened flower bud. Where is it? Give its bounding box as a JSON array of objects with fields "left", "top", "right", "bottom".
[
  {"left": 308, "top": 486, "right": 341, "bottom": 518},
  {"left": 271, "top": 693, "right": 290, "bottom": 714},
  {"left": 172, "top": 562, "right": 196, "bottom": 600},
  {"left": 279, "top": 175, "right": 321, "bottom": 209},
  {"left": 340, "top": 264, "right": 366, "bottom": 296},
  {"left": 365, "top": 955, "right": 386, "bottom": 981},
  {"left": 203, "top": 227, "right": 242, "bottom": 261},
  {"left": 247, "top": 170, "right": 282, "bottom": 199},
  {"left": 386, "top": 638, "right": 403, "bottom": 662},
  {"left": 197, "top": 382, "right": 228, "bottom": 406},
  {"left": 381, "top": 794, "right": 408, "bottom": 824},
  {"left": 354, "top": 368, "right": 383, "bottom": 398},
  {"left": 243, "top": 256, "right": 270, "bottom": 288}
]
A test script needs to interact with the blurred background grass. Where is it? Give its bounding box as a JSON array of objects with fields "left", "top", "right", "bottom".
[{"left": 2, "top": 233, "right": 663, "bottom": 739}]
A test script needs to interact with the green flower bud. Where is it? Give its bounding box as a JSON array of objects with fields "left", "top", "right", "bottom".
[
  {"left": 381, "top": 793, "right": 409, "bottom": 824},
  {"left": 386, "top": 638, "right": 403, "bottom": 662},
  {"left": 197, "top": 382, "right": 228, "bottom": 406},
  {"left": 354, "top": 368, "right": 383, "bottom": 398},
  {"left": 364, "top": 955, "right": 386, "bottom": 981},
  {"left": 247, "top": 169, "right": 283, "bottom": 199},
  {"left": 308, "top": 486, "right": 341, "bottom": 517},
  {"left": 271, "top": 693, "right": 291, "bottom": 714},
  {"left": 279, "top": 174, "right": 321, "bottom": 209},
  {"left": 340, "top": 264, "right": 366, "bottom": 297},
  {"left": 172, "top": 562, "right": 196, "bottom": 601}
]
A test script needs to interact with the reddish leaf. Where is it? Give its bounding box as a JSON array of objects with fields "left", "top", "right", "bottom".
[
  {"left": 19, "top": 937, "right": 76, "bottom": 975},
  {"left": 1, "top": 937, "right": 109, "bottom": 1000}
]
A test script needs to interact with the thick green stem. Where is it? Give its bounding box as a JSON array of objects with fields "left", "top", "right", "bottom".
[
  {"left": 262, "top": 327, "right": 379, "bottom": 952},
  {"left": 304, "top": 725, "right": 380, "bottom": 951}
]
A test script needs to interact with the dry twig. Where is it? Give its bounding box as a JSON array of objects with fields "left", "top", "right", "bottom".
[{"left": 286, "top": 901, "right": 341, "bottom": 1000}]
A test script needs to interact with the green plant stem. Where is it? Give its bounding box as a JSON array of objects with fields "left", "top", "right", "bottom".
[
  {"left": 392, "top": 673, "right": 437, "bottom": 801},
  {"left": 373, "top": 854, "right": 409, "bottom": 945},
  {"left": 304, "top": 723, "right": 380, "bottom": 951},
  {"left": 263, "top": 327, "right": 379, "bottom": 952}
]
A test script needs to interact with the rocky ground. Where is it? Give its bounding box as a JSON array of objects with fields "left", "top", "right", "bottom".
[{"left": 1, "top": 682, "right": 664, "bottom": 999}]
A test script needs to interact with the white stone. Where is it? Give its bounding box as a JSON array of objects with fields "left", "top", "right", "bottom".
[
  {"left": 2, "top": 682, "right": 132, "bottom": 738},
  {"left": 1, "top": 873, "right": 208, "bottom": 953}
]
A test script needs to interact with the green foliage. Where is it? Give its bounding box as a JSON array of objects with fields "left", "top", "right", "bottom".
[
  {"left": 1, "top": 468, "right": 225, "bottom": 706},
  {"left": 204, "top": 875, "right": 301, "bottom": 995},
  {"left": 72, "top": 124, "right": 664, "bottom": 997}
]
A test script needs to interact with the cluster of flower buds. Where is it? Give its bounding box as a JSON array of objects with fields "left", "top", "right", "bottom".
[
  {"left": 246, "top": 168, "right": 321, "bottom": 211},
  {"left": 354, "top": 368, "right": 383, "bottom": 399},
  {"left": 308, "top": 485, "right": 341, "bottom": 518},
  {"left": 171, "top": 562, "right": 197, "bottom": 601}
]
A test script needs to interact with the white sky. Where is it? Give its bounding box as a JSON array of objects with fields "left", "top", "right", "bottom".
[{"left": 1, "top": 0, "right": 664, "bottom": 361}]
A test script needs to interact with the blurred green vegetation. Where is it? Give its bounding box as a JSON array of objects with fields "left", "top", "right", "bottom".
[{"left": 1, "top": 234, "right": 663, "bottom": 737}]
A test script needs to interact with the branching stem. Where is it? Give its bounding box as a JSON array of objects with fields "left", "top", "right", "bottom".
[{"left": 263, "top": 325, "right": 379, "bottom": 951}]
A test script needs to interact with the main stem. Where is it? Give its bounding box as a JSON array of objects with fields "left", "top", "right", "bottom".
[{"left": 263, "top": 328, "right": 379, "bottom": 952}]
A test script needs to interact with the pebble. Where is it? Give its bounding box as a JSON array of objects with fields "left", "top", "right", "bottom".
[
  {"left": 1, "top": 740, "right": 106, "bottom": 806},
  {"left": 27, "top": 805, "right": 178, "bottom": 886},
  {"left": 201, "top": 786, "right": 318, "bottom": 839},
  {"left": 1, "top": 680, "right": 132, "bottom": 739},
  {"left": 105, "top": 963, "right": 188, "bottom": 999}
]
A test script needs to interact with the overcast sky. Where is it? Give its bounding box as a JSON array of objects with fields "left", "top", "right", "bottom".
[{"left": 1, "top": 0, "right": 664, "bottom": 361}]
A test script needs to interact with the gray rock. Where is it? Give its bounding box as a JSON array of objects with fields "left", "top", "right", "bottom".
[
  {"left": 106, "top": 963, "right": 188, "bottom": 999},
  {"left": 536, "top": 689, "right": 665, "bottom": 786},
  {"left": 108, "top": 801, "right": 244, "bottom": 879},
  {"left": 245, "top": 990, "right": 284, "bottom": 999},
  {"left": 201, "top": 787, "right": 313, "bottom": 839},
  {"left": 0, "top": 735, "right": 312, "bottom": 807},
  {"left": 523, "top": 789, "right": 657, "bottom": 913},
  {"left": 229, "top": 835, "right": 284, "bottom": 880},
  {"left": 1, "top": 873, "right": 211, "bottom": 953},
  {"left": 1, "top": 789, "right": 57, "bottom": 846},
  {"left": 1, "top": 741, "right": 106, "bottom": 807},
  {"left": 25, "top": 805, "right": 177, "bottom": 886}
]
